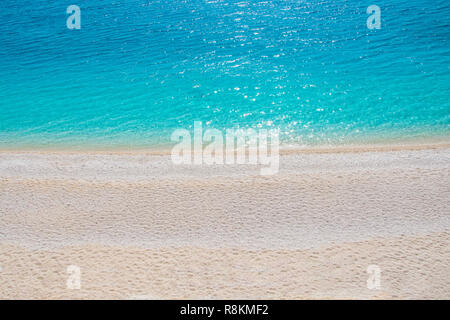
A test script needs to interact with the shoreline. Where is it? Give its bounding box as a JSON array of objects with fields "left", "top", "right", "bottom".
[
  {"left": 1, "top": 145, "right": 449, "bottom": 248},
  {"left": 0, "top": 140, "right": 449, "bottom": 156}
]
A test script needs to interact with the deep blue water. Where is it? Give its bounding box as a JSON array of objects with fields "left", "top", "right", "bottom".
[{"left": 0, "top": 0, "right": 449, "bottom": 149}]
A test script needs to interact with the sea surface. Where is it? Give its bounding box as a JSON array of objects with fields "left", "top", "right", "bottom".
[{"left": 0, "top": 0, "right": 449, "bottom": 149}]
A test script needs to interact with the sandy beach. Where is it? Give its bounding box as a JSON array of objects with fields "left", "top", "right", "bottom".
[{"left": 0, "top": 144, "right": 449, "bottom": 299}]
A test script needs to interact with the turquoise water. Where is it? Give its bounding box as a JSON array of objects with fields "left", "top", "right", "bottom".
[{"left": 0, "top": 0, "right": 449, "bottom": 149}]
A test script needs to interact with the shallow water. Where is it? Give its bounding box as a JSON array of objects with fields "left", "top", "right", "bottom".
[{"left": 0, "top": 0, "right": 449, "bottom": 149}]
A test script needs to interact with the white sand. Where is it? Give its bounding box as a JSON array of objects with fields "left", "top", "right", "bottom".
[{"left": 0, "top": 145, "right": 449, "bottom": 299}]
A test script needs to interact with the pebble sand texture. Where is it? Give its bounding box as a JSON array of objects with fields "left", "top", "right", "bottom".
[{"left": 0, "top": 147, "right": 449, "bottom": 298}]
